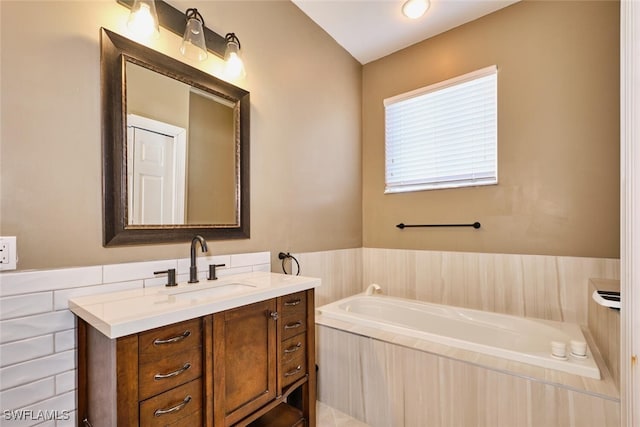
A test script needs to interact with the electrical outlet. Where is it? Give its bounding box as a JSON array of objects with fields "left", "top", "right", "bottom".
[{"left": 0, "top": 236, "right": 17, "bottom": 271}]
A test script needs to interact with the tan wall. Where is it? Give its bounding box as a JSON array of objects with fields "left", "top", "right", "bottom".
[
  {"left": 362, "top": 0, "right": 620, "bottom": 258},
  {"left": 186, "top": 92, "right": 236, "bottom": 224},
  {"left": 0, "top": 1, "right": 362, "bottom": 270},
  {"left": 126, "top": 62, "right": 190, "bottom": 129}
]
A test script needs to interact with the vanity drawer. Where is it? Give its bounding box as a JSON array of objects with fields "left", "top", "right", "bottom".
[
  {"left": 139, "top": 378, "right": 202, "bottom": 427},
  {"left": 281, "top": 350, "right": 307, "bottom": 388},
  {"left": 139, "top": 318, "right": 202, "bottom": 363},
  {"left": 280, "top": 291, "right": 307, "bottom": 340},
  {"left": 281, "top": 291, "right": 307, "bottom": 316},
  {"left": 281, "top": 333, "right": 306, "bottom": 364},
  {"left": 281, "top": 314, "right": 306, "bottom": 341},
  {"left": 139, "top": 346, "right": 202, "bottom": 400}
]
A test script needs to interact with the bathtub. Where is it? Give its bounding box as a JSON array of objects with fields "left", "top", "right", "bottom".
[{"left": 317, "top": 293, "right": 600, "bottom": 379}]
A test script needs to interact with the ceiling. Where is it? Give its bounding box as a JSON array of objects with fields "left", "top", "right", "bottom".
[{"left": 292, "top": 0, "right": 520, "bottom": 64}]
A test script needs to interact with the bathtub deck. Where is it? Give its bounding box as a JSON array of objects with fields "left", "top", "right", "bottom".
[{"left": 315, "top": 313, "right": 619, "bottom": 401}]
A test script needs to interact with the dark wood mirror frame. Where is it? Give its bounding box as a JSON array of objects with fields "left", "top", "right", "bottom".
[{"left": 101, "top": 28, "right": 250, "bottom": 246}]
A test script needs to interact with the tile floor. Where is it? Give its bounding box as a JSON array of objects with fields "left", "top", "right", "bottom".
[{"left": 317, "top": 401, "right": 369, "bottom": 426}]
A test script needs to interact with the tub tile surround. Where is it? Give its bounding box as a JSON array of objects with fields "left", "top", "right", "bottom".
[
  {"left": 296, "top": 247, "right": 620, "bottom": 326},
  {"left": 292, "top": 248, "right": 364, "bottom": 307},
  {"left": 317, "top": 325, "right": 621, "bottom": 427},
  {"left": 0, "top": 251, "right": 270, "bottom": 426},
  {"left": 362, "top": 248, "right": 620, "bottom": 325}
]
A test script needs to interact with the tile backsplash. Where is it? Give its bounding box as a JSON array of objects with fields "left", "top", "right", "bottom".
[{"left": 0, "top": 251, "right": 270, "bottom": 427}]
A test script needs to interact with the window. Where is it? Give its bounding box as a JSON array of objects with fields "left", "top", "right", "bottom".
[{"left": 384, "top": 65, "right": 498, "bottom": 193}]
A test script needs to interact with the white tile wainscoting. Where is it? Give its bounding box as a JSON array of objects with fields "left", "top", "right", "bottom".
[{"left": 0, "top": 252, "right": 270, "bottom": 427}]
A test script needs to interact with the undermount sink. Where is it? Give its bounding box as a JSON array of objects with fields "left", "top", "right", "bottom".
[{"left": 170, "top": 283, "right": 257, "bottom": 301}]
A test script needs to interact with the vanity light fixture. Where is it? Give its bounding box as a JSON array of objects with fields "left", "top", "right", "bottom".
[
  {"left": 180, "top": 8, "right": 208, "bottom": 61},
  {"left": 402, "top": 0, "right": 430, "bottom": 19},
  {"left": 223, "top": 33, "right": 246, "bottom": 79},
  {"left": 117, "top": 0, "right": 247, "bottom": 77},
  {"left": 127, "top": 0, "right": 159, "bottom": 38}
]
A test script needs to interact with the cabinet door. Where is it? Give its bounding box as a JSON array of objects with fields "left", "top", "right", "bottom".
[{"left": 213, "top": 299, "right": 277, "bottom": 426}]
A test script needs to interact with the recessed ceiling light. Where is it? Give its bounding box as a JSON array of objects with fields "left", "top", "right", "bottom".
[{"left": 402, "top": 0, "right": 430, "bottom": 19}]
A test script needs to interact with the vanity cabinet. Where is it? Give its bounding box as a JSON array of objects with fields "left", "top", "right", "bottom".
[{"left": 77, "top": 289, "right": 316, "bottom": 427}]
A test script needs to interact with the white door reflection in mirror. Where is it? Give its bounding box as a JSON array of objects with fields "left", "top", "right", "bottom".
[{"left": 127, "top": 114, "right": 186, "bottom": 225}]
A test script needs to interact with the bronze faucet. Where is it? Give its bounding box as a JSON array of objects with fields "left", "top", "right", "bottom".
[{"left": 189, "top": 235, "right": 208, "bottom": 283}]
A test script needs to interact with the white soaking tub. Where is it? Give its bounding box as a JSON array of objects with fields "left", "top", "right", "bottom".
[{"left": 317, "top": 293, "right": 600, "bottom": 379}]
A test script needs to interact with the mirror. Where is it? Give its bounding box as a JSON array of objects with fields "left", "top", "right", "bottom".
[{"left": 101, "top": 28, "right": 250, "bottom": 246}]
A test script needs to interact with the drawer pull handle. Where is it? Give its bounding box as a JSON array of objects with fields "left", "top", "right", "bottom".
[
  {"left": 284, "top": 342, "right": 302, "bottom": 354},
  {"left": 284, "top": 299, "right": 302, "bottom": 307},
  {"left": 154, "top": 363, "right": 191, "bottom": 380},
  {"left": 284, "top": 321, "right": 302, "bottom": 330},
  {"left": 284, "top": 365, "right": 302, "bottom": 377},
  {"left": 154, "top": 395, "right": 192, "bottom": 417},
  {"left": 153, "top": 330, "right": 191, "bottom": 346}
]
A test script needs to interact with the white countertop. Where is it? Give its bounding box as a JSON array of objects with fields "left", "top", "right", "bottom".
[{"left": 69, "top": 271, "right": 321, "bottom": 339}]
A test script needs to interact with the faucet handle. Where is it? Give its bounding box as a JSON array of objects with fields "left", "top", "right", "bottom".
[
  {"left": 154, "top": 269, "right": 177, "bottom": 287},
  {"left": 207, "top": 264, "right": 226, "bottom": 281}
]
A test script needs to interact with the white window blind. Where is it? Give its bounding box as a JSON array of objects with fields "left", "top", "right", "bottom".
[{"left": 384, "top": 65, "right": 498, "bottom": 193}]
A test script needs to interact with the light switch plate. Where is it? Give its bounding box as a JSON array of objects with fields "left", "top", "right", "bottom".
[{"left": 0, "top": 236, "right": 17, "bottom": 270}]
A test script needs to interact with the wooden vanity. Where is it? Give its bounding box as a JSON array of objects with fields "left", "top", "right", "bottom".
[{"left": 72, "top": 273, "right": 318, "bottom": 427}]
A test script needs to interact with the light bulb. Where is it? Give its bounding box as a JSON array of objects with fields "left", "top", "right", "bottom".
[
  {"left": 402, "top": 0, "right": 430, "bottom": 19},
  {"left": 223, "top": 35, "right": 246, "bottom": 79},
  {"left": 128, "top": 1, "right": 159, "bottom": 38},
  {"left": 224, "top": 52, "right": 245, "bottom": 79}
]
